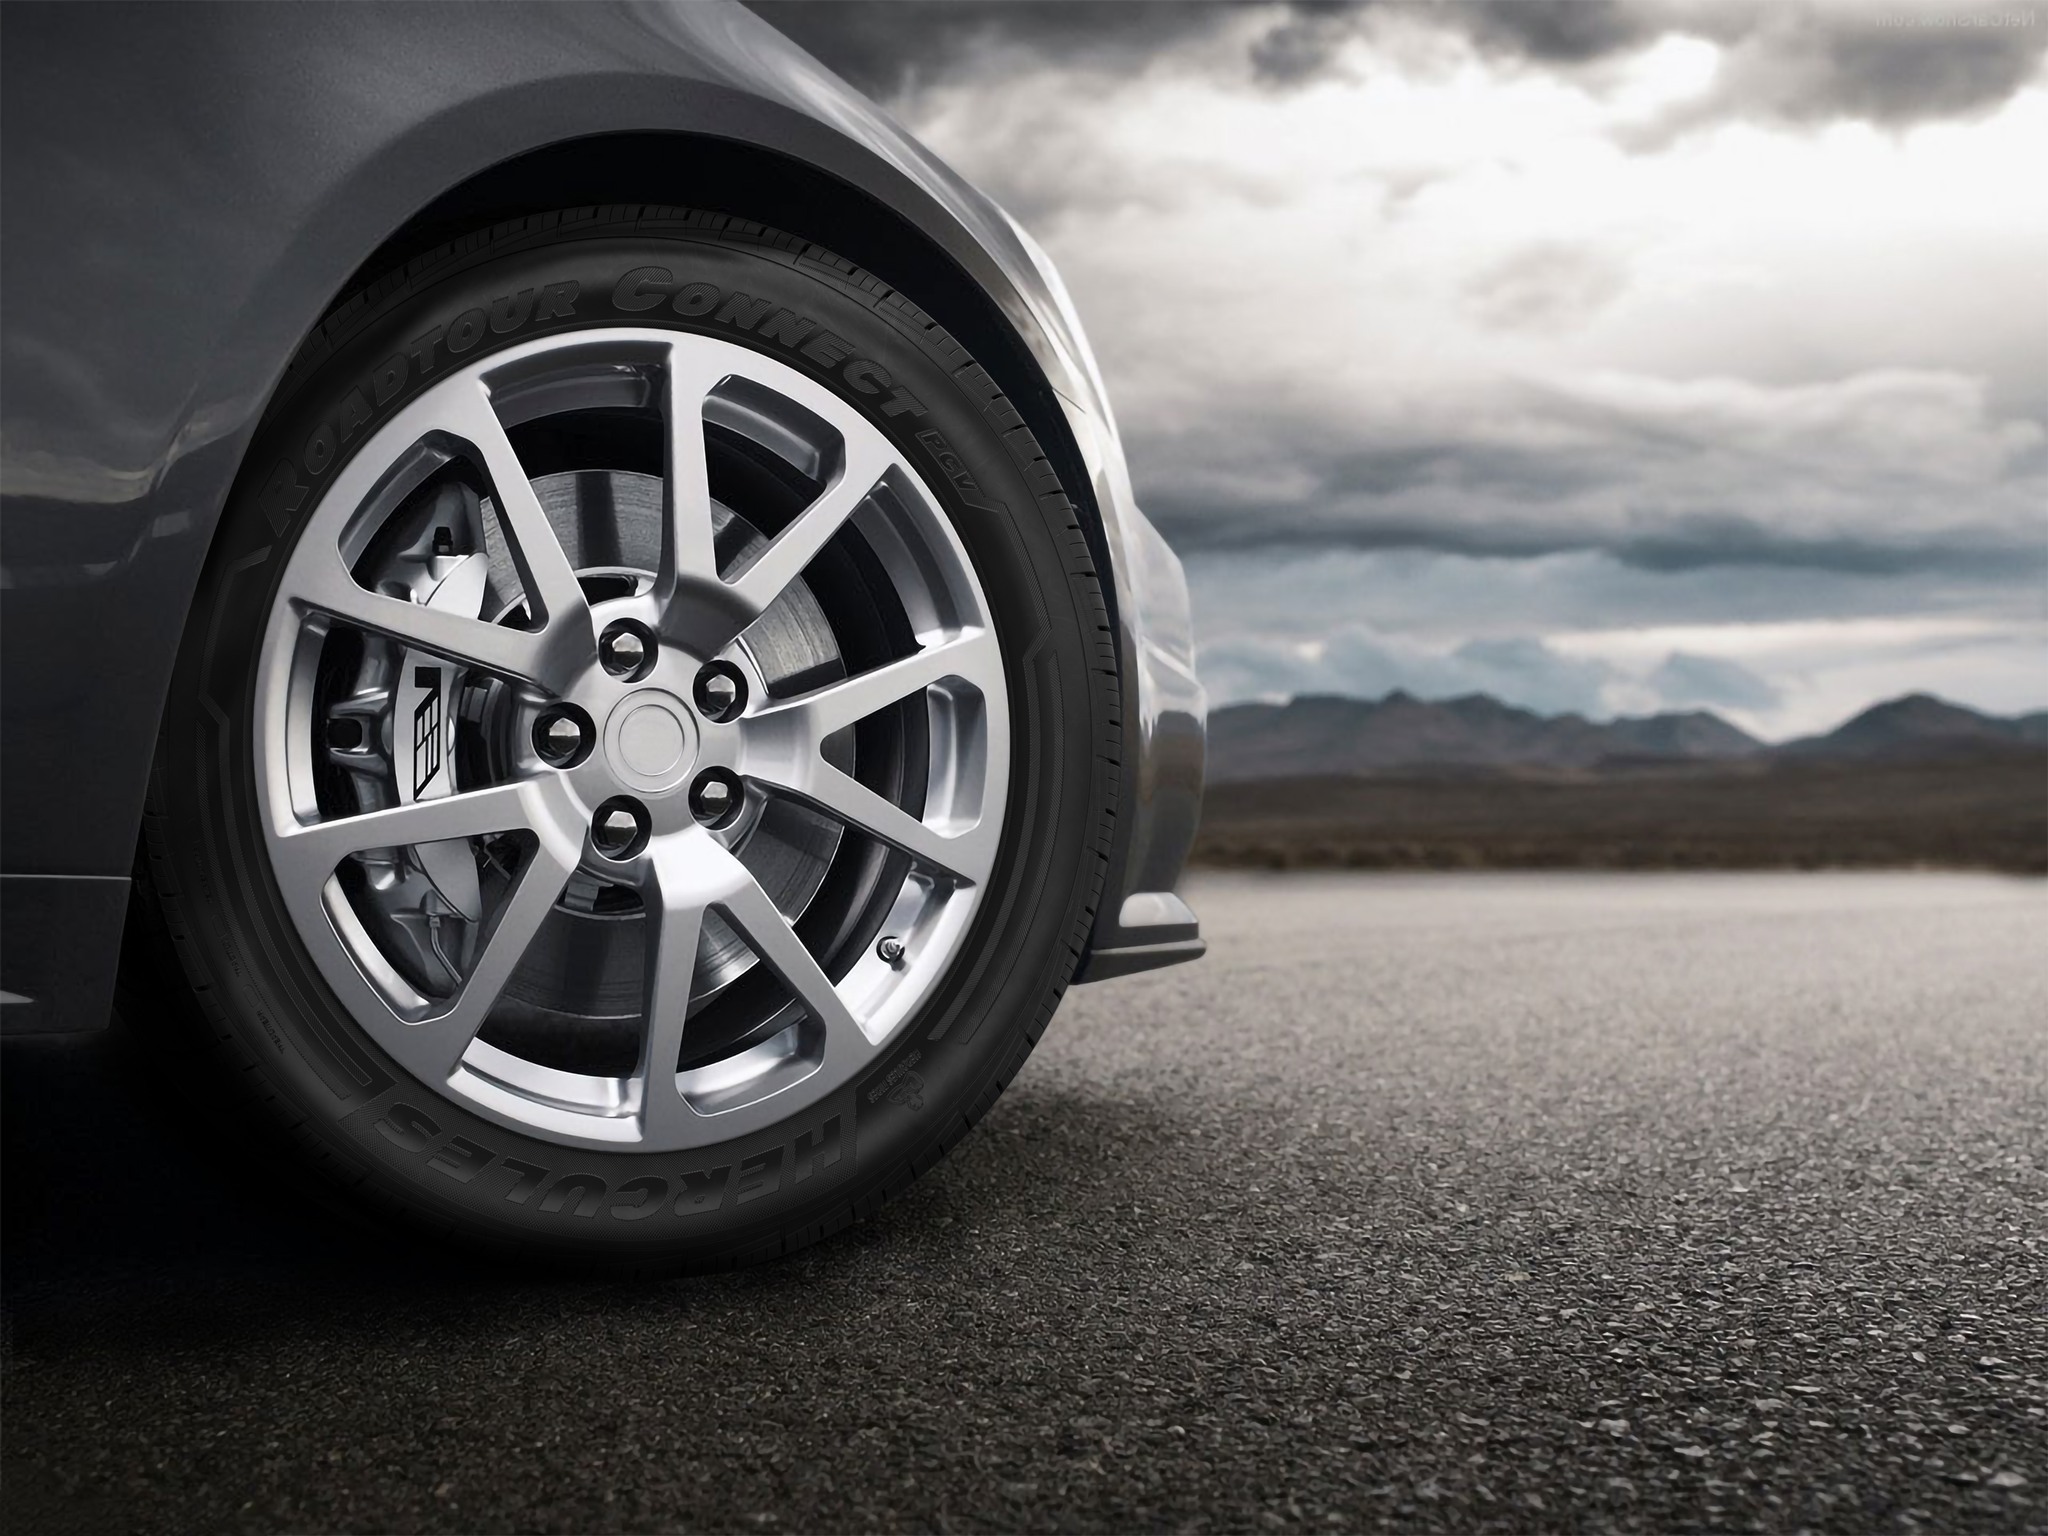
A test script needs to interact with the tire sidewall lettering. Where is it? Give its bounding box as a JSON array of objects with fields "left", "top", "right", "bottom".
[{"left": 351, "top": 1091, "right": 856, "bottom": 1226}]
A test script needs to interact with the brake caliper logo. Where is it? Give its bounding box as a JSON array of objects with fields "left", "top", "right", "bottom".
[{"left": 411, "top": 665, "right": 443, "bottom": 795}]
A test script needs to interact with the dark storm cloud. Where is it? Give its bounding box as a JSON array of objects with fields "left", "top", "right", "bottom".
[
  {"left": 1462, "top": 0, "right": 2048, "bottom": 131},
  {"left": 1635, "top": 2, "right": 2048, "bottom": 140},
  {"left": 1239, "top": 0, "right": 1671, "bottom": 88},
  {"left": 1460, "top": 0, "right": 1664, "bottom": 64},
  {"left": 1246, "top": 1, "right": 1369, "bottom": 84},
  {"left": 1142, "top": 473, "right": 2047, "bottom": 576},
  {"left": 1603, "top": 520, "right": 1981, "bottom": 577},
  {"left": 1318, "top": 441, "right": 1614, "bottom": 507},
  {"left": 749, "top": 0, "right": 2048, "bottom": 128},
  {"left": 1128, "top": 369, "right": 2048, "bottom": 577},
  {"left": 1145, "top": 477, "right": 2038, "bottom": 575}
]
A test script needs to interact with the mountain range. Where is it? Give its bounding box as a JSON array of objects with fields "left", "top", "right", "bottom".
[{"left": 1206, "top": 691, "right": 2048, "bottom": 783}]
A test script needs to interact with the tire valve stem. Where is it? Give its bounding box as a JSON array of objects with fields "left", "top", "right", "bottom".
[{"left": 876, "top": 935, "right": 907, "bottom": 967}]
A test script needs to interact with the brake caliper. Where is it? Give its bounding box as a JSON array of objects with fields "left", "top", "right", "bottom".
[{"left": 392, "top": 541, "right": 489, "bottom": 925}]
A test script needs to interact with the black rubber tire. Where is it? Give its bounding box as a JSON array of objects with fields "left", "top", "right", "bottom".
[{"left": 136, "top": 207, "right": 1121, "bottom": 1272}]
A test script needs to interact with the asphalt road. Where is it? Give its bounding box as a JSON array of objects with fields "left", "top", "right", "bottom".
[{"left": 5, "top": 872, "right": 2045, "bottom": 1534}]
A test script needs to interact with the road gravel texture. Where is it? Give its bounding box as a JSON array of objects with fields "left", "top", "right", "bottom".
[{"left": 4, "top": 872, "right": 2044, "bottom": 1534}]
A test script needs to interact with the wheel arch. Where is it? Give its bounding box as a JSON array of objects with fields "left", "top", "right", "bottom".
[{"left": 332, "top": 131, "right": 1103, "bottom": 542}]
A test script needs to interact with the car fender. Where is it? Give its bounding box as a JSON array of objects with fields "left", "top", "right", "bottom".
[{"left": 0, "top": 0, "right": 1201, "bottom": 1033}]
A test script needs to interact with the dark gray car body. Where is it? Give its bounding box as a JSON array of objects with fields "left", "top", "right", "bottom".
[{"left": 0, "top": 0, "right": 1203, "bottom": 1037}]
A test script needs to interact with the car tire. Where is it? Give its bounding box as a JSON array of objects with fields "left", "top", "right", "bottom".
[{"left": 136, "top": 207, "right": 1120, "bottom": 1270}]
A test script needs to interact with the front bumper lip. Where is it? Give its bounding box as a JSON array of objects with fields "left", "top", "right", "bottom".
[{"left": 1076, "top": 931, "right": 1206, "bottom": 984}]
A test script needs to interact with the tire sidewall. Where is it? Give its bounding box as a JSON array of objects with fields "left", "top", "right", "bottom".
[{"left": 154, "top": 219, "right": 1112, "bottom": 1264}]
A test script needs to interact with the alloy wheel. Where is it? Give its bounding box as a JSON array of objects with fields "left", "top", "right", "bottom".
[{"left": 253, "top": 329, "right": 1009, "bottom": 1152}]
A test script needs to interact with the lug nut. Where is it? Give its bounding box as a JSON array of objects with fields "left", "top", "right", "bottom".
[
  {"left": 688, "top": 768, "right": 744, "bottom": 830},
  {"left": 533, "top": 708, "right": 591, "bottom": 767},
  {"left": 693, "top": 660, "right": 748, "bottom": 723},
  {"left": 877, "top": 935, "right": 906, "bottom": 966},
  {"left": 543, "top": 716, "right": 583, "bottom": 757},
  {"left": 604, "top": 631, "right": 645, "bottom": 673},
  {"left": 591, "top": 797, "right": 650, "bottom": 860},
  {"left": 599, "top": 620, "right": 654, "bottom": 680}
]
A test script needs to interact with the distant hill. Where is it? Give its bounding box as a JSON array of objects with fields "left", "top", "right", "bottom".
[
  {"left": 1206, "top": 690, "right": 2042, "bottom": 782},
  {"left": 1778, "top": 693, "right": 2048, "bottom": 760},
  {"left": 1206, "top": 690, "right": 1762, "bottom": 782}
]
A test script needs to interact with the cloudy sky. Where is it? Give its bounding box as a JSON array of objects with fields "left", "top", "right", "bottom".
[{"left": 753, "top": 0, "right": 2048, "bottom": 737}]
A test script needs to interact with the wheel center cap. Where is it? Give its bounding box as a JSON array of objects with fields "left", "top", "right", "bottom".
[{"left": 603, "top": 690, "right": 697, "bottom": 793}]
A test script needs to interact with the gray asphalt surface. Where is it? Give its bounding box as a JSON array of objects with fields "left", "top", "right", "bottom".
[{"left": 5, "top": 872, "right": 2045, "bottom": 1534}]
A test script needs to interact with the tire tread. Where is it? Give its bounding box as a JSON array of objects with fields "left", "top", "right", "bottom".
[{"left": 136, "top": 205, "right": 1122, "bottom": 1274}]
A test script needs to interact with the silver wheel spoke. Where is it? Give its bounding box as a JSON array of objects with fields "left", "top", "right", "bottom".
[
  {"left": 273, "top": 781, "right": 539, "bottom": 891},
  {"left": 281, "top": 377, "right": 595, "bottom": 691},
  {"left": 744, "top": 630, "right": 1004, "bottom": 882},
  {"left": 637, "top": 830, "right": 736, "bottom": 1142},
  {"left": 727, "top": 436, "right": 894, "bottom": 620},
  {"left": 756, "top": 761, "right": 997, "bottom": 886},
  {"left": 639, "top": 832, "right": 858, "bottom": 1129},
  {"left": 656, "top": 359, "right": 896, "bottom": 655},
  {"left": 448, "top": 382, "right": 591, "bottom": 641},
  {"left": 289, "top": 553, "right": 556, "bottom": 685},
  {"left": 754, "top": 629, "right": 1003, "bottom": 738},
  {"left": 717, "top": 860, "right": 859, "bottom": 1042},
  {"left": 655, "top": 348, "right": 724, "bottom": 598},
  {"left": 409, "top": 834, "right": 578, "bottom": 1078}
]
